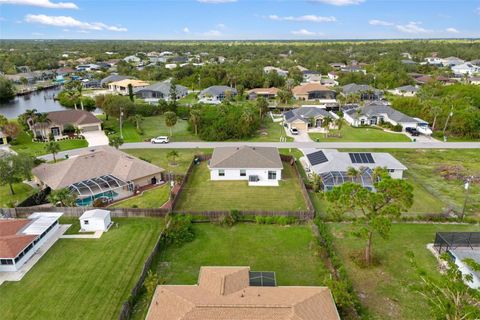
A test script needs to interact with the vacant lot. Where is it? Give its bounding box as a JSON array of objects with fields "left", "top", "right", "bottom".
[
  {"left": 175, "top": 161, "right": 307, "bottom": 211},
  {"left": 124, "top": 148, "right": 212, "bottom": 175},
  {"left": 310, "top": 122, "right": 411, "bottom": 142},
  {"left": 110, "top": 185, "right": 170, "bottom": 208},
  {"left": 330, "top": 223, "right": 479, "bottom": 320},
  {"left": 0, "top": 218, "right": 162, "bottom": 320}
]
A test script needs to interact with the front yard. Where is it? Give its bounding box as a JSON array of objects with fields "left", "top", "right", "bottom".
[
  {"left": 0, "top": 218, "right": 163, "bottom": 320},
  {"left": 330, "top": 223, "right": 479, "bottom": 320},
  {"left": 309, "top": 122, "right": 411, "bottom": 142},
  {"left": 10, "top": 130, "right": 88, "bottom": 157},
  {"left": 110, "top": 185, "right": 170, "bottom": 208},
  {"left": 174, "top": 161, "right": 308, "bottom": 212}
]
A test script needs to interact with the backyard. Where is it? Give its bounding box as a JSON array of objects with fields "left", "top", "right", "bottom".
[
  {"left": 174, "top": 161, "right": 308, "bottom": 211},
  {"left": 0, "top": 218, "right": 163, "bottom": 320},
  {"left": 309, "top": 122, "right": 411, "bottom": 142},
  {"left": 0, "top": 183, "right": 35, "bottom": 208},
  {"left": 330, "top": 223, "right": 479, "bottom": 320},
  {"left": 110, "top": 184, "right": 170, "bottom": 208}
]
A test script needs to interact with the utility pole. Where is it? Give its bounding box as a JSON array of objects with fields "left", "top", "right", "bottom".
[
  {"left": 442, "top": 104, "right": 453, "bottom": 142},
  {"left": 119, "top": 107, "right": 124, "bottom": 139}
]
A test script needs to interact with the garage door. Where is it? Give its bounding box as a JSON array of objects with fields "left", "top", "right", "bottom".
[{"left": 82, "top": 125, "right": 100, "bottom": 132}]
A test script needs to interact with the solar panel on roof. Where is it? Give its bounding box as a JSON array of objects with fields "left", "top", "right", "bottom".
[
  {"left": 306, "top": 151, "right": 328, "bottom": 166},
  {"left": 349, "top": 153, "right": 375, "bottom": 164}
]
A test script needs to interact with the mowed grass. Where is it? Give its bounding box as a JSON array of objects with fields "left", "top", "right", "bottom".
[
  {"left": 330, "top": 223, "right": 479, "bottom": 320},
  {"left": 11, "top": 130, "right": 88, "bottom": 157},
  {"left": 310, "top": 122, "right": 411, "bottom": 142},
  {"left": 0, "top": 183, "right": 36, "bottom": 207},
  {"left": 175, "top": 161, "right": 307, "bottom": 211},
  {"left": 0, "top": 218, "right": 163, "bottom": 320},
  {"left": 157, "top": 223, "right": 328, "bottom": 286},
  {"left": 110, "top": 185, "right": 170, "bottom": 208},
  {"left": 246, "top": 118, "right": 293, "bottom": 142},
  {"left": 123, "top": 148, "right": 212, "bottom": 175}
]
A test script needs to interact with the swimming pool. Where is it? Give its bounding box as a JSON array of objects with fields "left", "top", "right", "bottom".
[{"left": 76, "top": 191, "right": 119, "bottom": 206}]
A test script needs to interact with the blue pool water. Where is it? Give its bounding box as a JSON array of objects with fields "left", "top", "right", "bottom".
[{"left": 76, "top": 191, "right": 119, "bottom": 207}]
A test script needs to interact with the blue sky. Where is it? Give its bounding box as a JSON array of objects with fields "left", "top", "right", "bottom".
[{"left": 0, "top": 0, "right": 479, "bottom": 39}]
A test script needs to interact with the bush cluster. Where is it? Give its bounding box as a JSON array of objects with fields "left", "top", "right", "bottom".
[
  {"left": 255, "top": 215, "right": 297, "bottom": 225},
  {"left": 164, "top": 214, "right": 195, "bottom": 245}
]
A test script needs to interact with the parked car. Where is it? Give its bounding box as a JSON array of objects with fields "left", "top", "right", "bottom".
[
  {"left": 150, "top": 136, "right": 170, "bottom": 144},
  {"left": 405, "top": 127, "right": 420, "bottom": 136},
  {"left": 290, "top": 127, "right": 299, "bottom": 135}
]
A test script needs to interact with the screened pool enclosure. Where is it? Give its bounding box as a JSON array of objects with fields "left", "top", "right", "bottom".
[{"left": 68, "top": 174, "right": 134, "bottom": 206}]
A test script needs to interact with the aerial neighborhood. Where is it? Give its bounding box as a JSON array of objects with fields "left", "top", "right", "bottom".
[{"left": 0, "top": 4, "right": 479, "bottom": 319}]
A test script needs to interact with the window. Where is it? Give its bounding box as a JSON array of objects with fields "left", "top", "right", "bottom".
[
  {"left": 240, "top": 169, "right": 246, "bottom": 177},
  {"left": 268, "top": 171, "right": 277, "bottom": 180},
  {"left": 84, "top": 220, "right": 89, "bottom": 225},
  {"left": 388, "top": 169, "right": 395, "bottom": 173},
  {"left": 218, "top": 170, "right": 225, "bottom": 177}
]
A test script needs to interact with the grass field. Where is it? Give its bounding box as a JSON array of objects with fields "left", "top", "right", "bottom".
[
  {"left": 123, "top": 148, "right": 212, "bottom": 175},
  {"left": 245, "top": 118, "right": 293, "bottom": 142},
  {"left": 175, "top": 161, "right": 307, "bottom": 211},
  {"left": 310, "top": 122, "right": 411, "bottom": 142},
  {"left": 330, "top": 223, "right": 479, "bottom": 320},
  {"left": 0, "top": 218, "right": 163, "bottom": 320},
  {"left": 110, "top": 185, "right": 170, "bottom": 208},
  {"left": 11, "top": 130, "right": 88, "bottom": 157},
  {"left": 0, "top": 183, "right": 36, "bottom": 207}
]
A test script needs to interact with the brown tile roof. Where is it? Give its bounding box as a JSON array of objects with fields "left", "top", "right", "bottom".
[
  {"left": 292, "top": 84, "right": 334, "bottom": 95},
  {"left": 44, "top": 110, "right": 101, "bottom": 127},
  {"left": 247, "top": 87, "right": 280, "bottom": 95},
  {"left": 146, "top": 267, "right": 340, "bottom": 320},
  {"left": 32, "top": 147, "right": 164, "bottom": 189},
  {"left": 0, "top": 220, "right": 36, "bottom": 259},
  {"left": 209, "top": 146, "right": 283, "bottom": 169}
]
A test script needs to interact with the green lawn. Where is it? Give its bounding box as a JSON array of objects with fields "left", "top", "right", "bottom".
[
  {"left": 178, "top": 92, "right": 198, "bottom": 105},
  {"left": 330, "top": 223, "right": 479, "bottom": 320},
  {"left": 110, "top": 185, "right": 170, "bottom": 208},
  {"left": 11, "top": 130, "right": 88, "bottom": 157},
  {"left": 0, "top": 218, "right": 163, "bottom": 320},
  {"left": 175, "top": 161, "right": 307, "bottom": 211},
  {"left": 101, "top": 115, "right": 200, "bottom": 142},
  {"left": 310, "top": 122, "right": 411, "bottom": 142},
  {"left": 245, "top": 118, "right": 293, "bottom": 142},
  {"left": 123, "top": 148, "right": 212, "bottom": 175},
  {"left": 0, "top": 183, "right": 36, "bottom": 208}
]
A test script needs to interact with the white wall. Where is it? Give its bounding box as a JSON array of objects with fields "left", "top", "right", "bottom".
[
  {"left": 389, "top": 169, "right": 404, "bottom": 179},
  {"left": 210, "top": 168, "right": 282, "bottom": 182},
  {"left": 80, "top": 215, "right": 111, "bottom": 232}
]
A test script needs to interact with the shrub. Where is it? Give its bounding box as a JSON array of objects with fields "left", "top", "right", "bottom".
[
  {"left": 164, "top": 214, "right": 195, "bottom": 245},
  {"left": 392, "top": 124, "right": 403, "bottom": 132}
]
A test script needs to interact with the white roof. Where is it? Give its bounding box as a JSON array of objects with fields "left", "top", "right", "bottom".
[
  {"left": 23, "top": 214, "right": 62, "bottom": 235},
  {"left": 28, "top": 212, "right": 63, "bottom": 219},
  {"left": 302, "top": 149, "right": 407, "bottom": 174},
  {"left": 80, "top": 209, "right": 110, "bottom": 220}
]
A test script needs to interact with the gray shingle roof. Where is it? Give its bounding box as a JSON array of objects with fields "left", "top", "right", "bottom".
[
  {"left": 395, "top": 85, "right": 418, "bottom": 92},
  {"left": 283, "top": 107, "right": 332, "bottom": 124},
  {"left": 346, "top": 102, "right": 418, "bottom": 123},
  {"left": 100, "top": 75, "right": 131, "bottom": 86},
  {"left": 209, "top": 146, "right": 282, "bottom": 169},
  {"left": 134, "top": 82, "right": 188, "bottom": 96},
  {"left": 342, "top": 83, "right": 383, "bottom": 95},
  {"left": 199, "top": 85, "right": 237, "bottom": 98}
]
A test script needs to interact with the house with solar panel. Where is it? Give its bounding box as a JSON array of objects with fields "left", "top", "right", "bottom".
[{"left": 301, "top": 149, "right": 407, "bottom": 191}]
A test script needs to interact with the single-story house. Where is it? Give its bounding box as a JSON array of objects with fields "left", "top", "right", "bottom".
[
  {"left": 0, "top": 212, "right": 62, "bottom": 272},
  {"left": 340, "top": 65, "right": 366, "bottom": 74},
  {"left": 389, "top": 85, "right": 419, "bottom": 97},
  {"left": 208, "top": 146, "right": 283, "bottom": 186},
  {"left": 29, "top": 110, "right": 102, "bottom": 140},
  {"left": 32, "top": 147, "right": 164, "bottom": 206},
  {"left": 291, "top": 83, "right": 336, "bottom": 103},
  {"left": 327, "top": 71, "right": 338, "bottom": 80},
  {"left": 146, "top": 266, "right": 340, "bottom": 320},
  {"left": 123, "top": 55, "right": 141, "bottom": 63},
  {"left": 100, "top": 74, "right": 131, "bottom": 87},
  {"left": 451, "top": 63, "right": 480, "bottom": 75},
  {"left": 469, "top": 77, "right": 480, "bottom": 85},
  {"left": 283, "top": 107, "right": 335, "bottom": 132},
  {"left": 79, "top": 209, "right": 112, "bottom": 232},
  {"left": 329, "top": 62, "right": 346, "bottom": 69},
  {"left": 263, "top": 66, "right": 288, "bottom": 77},
  {"left": 108, "top": 79, "right": 149, "bottom": 94},
  {"left": 82, "top": 79, "right": 101, "bottom": 89},
  {"left": 76, "top": 64, "right": 100, "bottom": 71},
  {"left": 301, "top": 148, "right": 407, "bottom": 191},
  {"left": 341, "top": 83, "right": 384, "bottom": 101},
  {"left": 442, "top": 56, "right": 465, "bottom": 67},
  {"left": 302, "top": 70, "right": 321, "bottom": 83},
  {"left": 134, "top": 82, "right": 188, "bottom": 103},
  {"left": 247, "top": 87, "right": 279, "bottom": 100},
  {"left": 343, "top": 102, "right": 429, "bottom": 132},
  {"left": 198, "top": 85, "right": 237, "bottom": 104}
]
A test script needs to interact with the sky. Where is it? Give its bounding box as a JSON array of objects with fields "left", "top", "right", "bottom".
[{"left": 0, "top": 0, "right": 479, "bottom": 40}]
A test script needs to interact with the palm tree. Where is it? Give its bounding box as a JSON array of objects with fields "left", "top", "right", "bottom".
[
  {"left": 48, "top": 188, "right": 77, "bottom": 207},
  {"left": 372, "top": 166, "right": 387, "bottom": 182},
  {"left": 108, "top": 135, "right": 124, "bottom": 150},
  {"left": 44, "top": 141, "right": 61, "bottom": 162},
  {"left": 334, "top": 118, "right": 343, "bottom": 137},
  {"left": 167, "top": 150, "right": 179, "bottom": 166},
  {"left": 65, "top": 89, "right": 80, "bottom": 109},
  {"left": 164, "top": 111, "right": 177, "bottom": 136},
  {"left": 189, "top": 109, "right": 201, "bottom": 135},
  {"left": 241, "top": 108, "right": 255, "bottom": 127},
  {"left": 346, "top": 167, "right": 360, "bottom": 183},
  {"left": 35, "top": 113, "right": 51, "bottom": 140},
  {"left": 322, "top": 117, "right": 333, "bottom": 137},
  {"left": 24, "top": 108, "right": 38, "bottom": 129},
  {"left": 129, "top": 114, "right": 144, "bottom": 130}
]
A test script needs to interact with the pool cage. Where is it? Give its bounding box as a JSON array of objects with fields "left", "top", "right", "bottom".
[
  {"left": 68, "top": 175, "right": 134, "bottom": 206},
  {"left": 434, "top": 232, "right": 480, "bottom": 254},
  {"left": 320, "top": 168, "right": 376, "bottom": 191}
]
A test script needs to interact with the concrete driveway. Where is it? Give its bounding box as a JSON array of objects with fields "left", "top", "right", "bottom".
[
  {"left": 284, "top": 126, "right": 313, "bottom": 142},
  {"left": 82, "top": 131, "right": 109, "bottom": 147}
]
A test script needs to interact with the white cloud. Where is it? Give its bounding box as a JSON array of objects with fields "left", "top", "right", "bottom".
[
  {"left": 197, "top": 0, "right": 236, "bottom": 3},
  {"left": 203, "top": 29, "right": 222, "bottom": 36},
  {"left": 291, "top": 29, "right": 322, "bottom": 36},
  {"left": 216, "top": 23, "right": 226, "bottom": 28},
  {"left": 25, "top": 14, "right": 127, "bottom": 31},
  {"left": 310, "top": 0, "right": 364, "bottom": 6},
  {"left": 476, "top": 7, "right": 480, "bottom": 15},
  {"left": 396, "top": 21, "right": 431, "bottom": 34},
  {"left": 183, "top": 27, "right": 190, "bottom": 33},
  {"left": 269, "top": 14, "right": 336, "bottom": 22},
  {"left": 369, "top": 19, "right": 394, "bottom": 26},
  {"left": 446, "top": 27, "right": 459, "bottom": 34},
  {"left": 0, "top": 0, "right": 78, "bottom": 9}
]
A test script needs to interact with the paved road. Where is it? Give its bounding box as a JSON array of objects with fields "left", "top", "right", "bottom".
[{"left": 38, "top": 141, "right": 480, "bottom": 161}]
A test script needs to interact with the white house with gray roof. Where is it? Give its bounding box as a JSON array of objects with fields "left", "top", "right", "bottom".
[
  {"left": 208, "top": 146, "right": 283, "bottom": 186},
  {"left": 134, "top": 81, "right": 188, "bottom": 103},
  {"left": 341, "top": 83, "right": 383, "bottom": 101},
  {"left": 199, "top": 85, "right": 237, "bottom": 104},
  {"left": 283, "top": 107, "right": 337, "bottom": 132}
]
